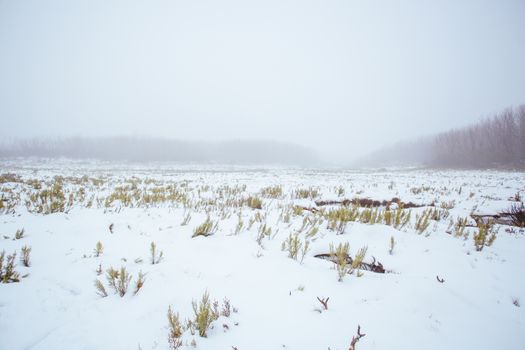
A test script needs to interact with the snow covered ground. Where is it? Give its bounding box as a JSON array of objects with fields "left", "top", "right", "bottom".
[{"left": 1, "top": 159, "right": 524, "bottom": 350}]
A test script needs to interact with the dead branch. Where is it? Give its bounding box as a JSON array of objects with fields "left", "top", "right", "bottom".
[
  {"left": 317, "top": 296, "right": 329, "bottom": 310},
  {"left": 349, "top": 325, "right": 365, "bottom": 350}
]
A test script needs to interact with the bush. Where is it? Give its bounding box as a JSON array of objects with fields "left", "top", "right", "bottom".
[
  {"left": 281, "top": 233, "right": 310, "bottom": 263},
  {"left": 0, "top": 251, "right": 20, "bottom": 283},
  {"left": 105, "top": 266, "right": 132, "bottom": 297},
  {"left": 473, "top": 220, "right": 497, "bottom": 251},
  {"left": 329, "top": 243, "right": 367, "bottom": 281},
  {"left": 167, "top": 306, "right": 183, "bottom": 349},
  {"left": 192, "top": 291, "right": 219, "bottom": 337},
  {"left": 330, "top": 242, "right": 350, "bottom": 282}
]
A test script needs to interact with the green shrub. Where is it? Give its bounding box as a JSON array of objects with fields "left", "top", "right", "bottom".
[
  {"left": 282, "top": 233, "right": 310, "bottom": 263},
  {"left": 473, "top": 220, "right": 497, "bottom": 251}
]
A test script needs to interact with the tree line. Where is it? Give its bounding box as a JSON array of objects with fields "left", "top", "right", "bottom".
[{"left": 431, "top": 105, "right": 525, "bottom": 168}]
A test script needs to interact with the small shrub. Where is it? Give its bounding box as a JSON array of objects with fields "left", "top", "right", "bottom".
[
  {"left": 453, "top": 217, "right": 468, "bottom": 238},
  {"left": 192, "top": 217, "right": 218, "bottom": 238},
  {"left": 192, "top": 291, "right": 219, "bottom": 337},
  {"left": 167, "top": 306, "right": 183, "bottom": 349},
  {"left": 330, "top": 242, "right": 350, "bottom": 282},
  {"left": 329, "top": 243, "right": 367, "bottom": 281},
  {"left": 473, "top": 220, "right": 497, "bottom": 251},
  {"left": 106, "top": 266, "right": 132, "bottom": 297},
  {"left": 221, "top": 298, "right": 231, "bottom": 317},
  {"left": 150, "top": 242, "right": 164, "bottom": 264},
  {"left": 234, "top": 212, "right": 244, "bottom": 235},
  {"left": 134, "top": 271, "right": 146, "bottom": 295},
  {"left": 281, "top": 233, "right": 310, "bottom": 263},
  {"left": 15, "top": 228, "right": 25, "bottom": 240},
  {"left": 94, "top": 241, "right": 103, "bottom": 257},
  {"left": 0, "top": 251, "right": 20, "bottom": 283},
  {"left": 294, "top": 187, "right": 319, "bottom": 199},
  {"left": 415, "top": 208, "right": 432, "bottom": 234},
  {"left": 351, "top": 246, "right": 368, "bottom": 272},
  {"left": 389, "top": 236, "right": 395, "bottom": 255},
  {"left": 94, "top": 279, "right": 108, "bottom": 297},
  {"left": 116, "top": 266, "right": 132, "bottom": 296},
  {"left": 260, "top": 185, "right": 283, "bottom": 198},
  {"left": 21, "top": 245, "right": 31, "bottom": 267},
  {"left": 245, "top": 196, "right": 263, "bottom": 209},
  {"left": 181, "top": 212, "right": 192, "bottom": 226}
]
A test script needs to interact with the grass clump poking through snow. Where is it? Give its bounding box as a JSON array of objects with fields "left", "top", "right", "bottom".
[
  {"left": 191, "top": 291, "right": 219, "bottom": 337},
  {"left": 150, "top": 242, "right": 164, "bottom": 264},
  {"left": 0, "top": 250, "right": 20, "bottom": 283},
  {"left": 473, "top": 220, "right": 497, "bottom": 251},
  {"left": 167, "top": 306, "right": 183, "bottom": 349},
  {"left": 192, "top": 217, "right": 218, "bottom": 238},
  {"left": 20, "top": 245, "right": 31, "bottom": 267}
]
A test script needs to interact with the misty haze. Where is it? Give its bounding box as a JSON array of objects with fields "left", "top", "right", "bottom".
[{"left": 0, "top": 1, "right": 524, "bottom": 350}]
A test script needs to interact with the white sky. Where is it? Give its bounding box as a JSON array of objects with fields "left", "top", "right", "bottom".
[{"left": 1, "top": 0, "right": 524, "bottom": 162}]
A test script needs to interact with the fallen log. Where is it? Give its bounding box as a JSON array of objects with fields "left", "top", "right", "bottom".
[
  {"left": 470, "top": 213, "right": 514, "bottom": 226},
  {"left": 315, "top": 197, "right": 429, "bottom": 209}
]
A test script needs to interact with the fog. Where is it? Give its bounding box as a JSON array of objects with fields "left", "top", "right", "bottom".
[{"left": 1, "top": 0, "right": 524, "bottom": 164}]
